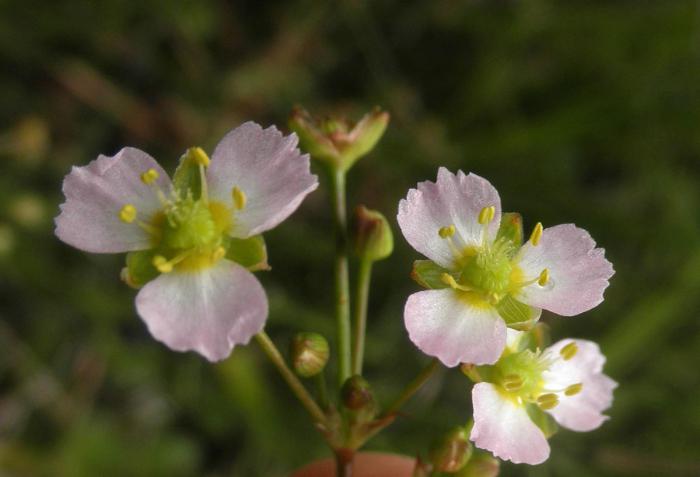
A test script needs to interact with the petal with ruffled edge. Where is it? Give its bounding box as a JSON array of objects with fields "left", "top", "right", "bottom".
[
  {"left": 397, "top": 169, "right": 502, "bottom": 269},
  {"left": 514, "top": 224, "right": 614, "bottom": 316},
  {"left": 471, "top": 383, "right": 550, "bottom": 465},
  {"left": 404, "top": 289, "right": 506, "bottom": 366},
  {"left": 542, "top": 339, "right": 617, "bottom": 432},
  {"left": 206, "top": 122, "right": 318, "bottom": 238},
  {"left": 135, "top": 260, "right": 268, "bottom": 362},
  {"left": 55, "top": 148, "right": 171, "bottom": 253}
]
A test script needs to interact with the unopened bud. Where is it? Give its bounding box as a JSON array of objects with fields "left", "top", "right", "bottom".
[
  {"left": 341, "top": 375, "right": 374, "bottom": 411},
  {"left": 290, "top": 332, "right": 329, "bottom": 378},
  {"left": 289, "top": 106, "right": 389, "bottom": 171},
  {"left": 429, "top": 427, "right": 473, "bottom": 473},
  {"left": 352, "top": 205, "right": 393, "bottom": 261}
]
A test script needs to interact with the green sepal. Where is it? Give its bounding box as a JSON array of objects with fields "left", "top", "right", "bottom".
[
  {"left": 526, "top": 404, "right": 559, "bottom": 438},
  {"left": 124, "top": 249, "right": 159, "bottom": 288},
  {"left": 496, "top": 295, "right": 539, "bottom": 331},
  {"left": 224, "top": 235, "right": 269, "bottom": 271},
  {"left": 454, "top": 450, "right": 500, "bottom": 477},
  {"left": 172, "top": 149, "right": 202, "bottom": 199},
  {"left": 411, "top": 260, "right": 450, "bottom": 289},
  {"left": 497, "top": 212, "right": 523, "bottom": 249}
]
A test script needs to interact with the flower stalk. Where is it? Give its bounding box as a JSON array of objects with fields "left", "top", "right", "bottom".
[
  {"left": 351, "top": 257, "right": 372, "bottom": 375},
  {"left": 254, "top": 331, "right": 327, "bottom": 426},
  {"left": 329, "top": 167, "right": 352, "bottom": 388},
  {"left": 383, "top": 358, "right": 440, "bottom": 417}
]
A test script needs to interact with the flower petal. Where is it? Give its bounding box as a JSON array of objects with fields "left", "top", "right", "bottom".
[
  {"left": 543, "top": 339, "right": 617, "bottom": 432},
  {"left": 470, "top": 383, "right": 550, "bottom": 465},
  {"left": 397, "top": 169, "right": 502, "bottom": 268},
  {"left": 55, "top": 148, "right": 171, "bottom": 253},
  {"left": 404, "top": 289, "right": 506, "bottom": 366},
  {"left": 207, "top": 122, "right": 318, "bottom": 238},
  {"left": 135, "top": 260, "right": 268, "bottom": 361},
  {"left": 514, "top": 224, "right": 614, "bottom": 316}
]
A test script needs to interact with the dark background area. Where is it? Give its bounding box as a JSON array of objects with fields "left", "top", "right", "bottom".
[{"left": 1, "top": 1, "right": 699, "bottom": 475}]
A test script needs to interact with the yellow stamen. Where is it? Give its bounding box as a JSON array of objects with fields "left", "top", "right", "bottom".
[
  {"left": 538, "top": 268, "right": 550, "bottom": 286},
  {"left": 189, "top": 147, "right": 210, "bottom": 167},
  {"left": 529, "top": 222, "right": 543, "bottom": 246},
  {"left": 537, "top": 393, "right": 559, "bottom": 410},
  {"left": 212, "top": 246, "right": 226, "bottom": 261},
  {"left": 119, "top": 204, "right": 137, "bottom": 223},
  {"left": 502, "top": 374, "right": 523, "bottom": 392},
  {"left": 232, "top": 186, "right": 247, "bottom": 210},
  {"left": 152, "top": 255, "right": 173, "bottom": 273},
  {"left": 560, "top": 342, "right": 578, "bottom": 361},
  {"left": 565, "top": 383, "right": 583, "bottom": 396},
  {"left": 478, "top": 205, "right": 496, "bottom": 225},
  {"left": 140, "top": 168, "right": 159, "bottom": 185},
  {"left": 438, "top": 224, "right": 456, "bottom": 238},
  {"left": 441, "top": 273, "right": 472, "bottom": 292}
]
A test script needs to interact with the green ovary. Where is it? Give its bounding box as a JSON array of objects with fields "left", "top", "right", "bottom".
[
  {"left": 457, "top": 240, "right": 513, "bottom": 301},
  {"left": 495, "top": 349, "right": 547, "bottom": 400}
]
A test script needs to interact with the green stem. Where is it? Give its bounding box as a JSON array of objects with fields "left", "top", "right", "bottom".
[
  {"left": 255, "top": 332, "right": 327, "bottom": 425},
  {"left": 351, "top": 258, "right": 373, "bottom": 375},
  {"left": 329, "top": 167, "right": 352, "bottom": 387},
  {"left": 383, "top": 358, "right": 440, "bottom": 416},
  {"left": 315, "top": 371, "right": 329, "bottom": 410}
]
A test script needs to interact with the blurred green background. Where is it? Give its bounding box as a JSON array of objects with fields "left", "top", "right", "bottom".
[{"left": 1, "top": 0, "right": 699, "bottom": 476}]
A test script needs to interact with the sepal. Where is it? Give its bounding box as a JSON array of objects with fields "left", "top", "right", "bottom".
[
  {"left": 122, "top": 249, "right": 159, "bottom": 288},
  {"left": 411, "top": 260, "right": 450, "bottom": 289},
  {"left": 526, "top": 404, "right": 559, "bottom": 438},
  {"left": 224, "top": 235, "right": 269, "bottom": 271},
  {"left": 496, "top": 212, "right": 523, "bottom": 249}
]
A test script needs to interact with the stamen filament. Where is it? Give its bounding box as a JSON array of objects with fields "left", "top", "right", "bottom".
[
  {"left": 152, "top": 250, "right": 192, "bottom": 273},
  {"left": 441, "top": 273, "right": 472, "bottom": 292}
]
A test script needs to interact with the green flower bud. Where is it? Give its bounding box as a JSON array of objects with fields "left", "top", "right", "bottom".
[
  {"left": 352, "top": 205, "right": 394, "bottom": 261},
  {"left": 289, "top": 106, "right": 389, "bottom": 172},
  {"left": 290, "top": 332, "right": 329, "bottom": 378},
  {"left": 429, "top": 427, "right": 473, "bottom": 473},
  {"left": 455, "top": 451, "right": 500, "bottom": 477},
  {"left": 341, "top": 375, "right": 375, "bottom": 411}
]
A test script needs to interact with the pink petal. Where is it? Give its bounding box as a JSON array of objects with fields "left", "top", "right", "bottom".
[
  {"left": 404, "top": 289, "right": 506, "bottom": 366},
  {"left": 514, "top": 224, "right": 614, "bottom": 316},
  {"left": 55, "top": 148, "right": 171, "bottom": 253},
  {"left": 397, "top": 169, "right": 502, "bottom": 269},
  {"left": 543, "top": 339, "right": 617, "bottom": 432},
  {"left": 207, "top": 122, "right": 318, "bottom": 238},
  {"left": 135, "top": 260, "right": 268, "bottom": 361},
  {"left": 471, "top": 383, "right": 550, "bottom": 465}
]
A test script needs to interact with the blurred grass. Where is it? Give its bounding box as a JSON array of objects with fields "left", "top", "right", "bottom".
[{"left": 1, "top": 0, "right": 699, "bottom": 476}]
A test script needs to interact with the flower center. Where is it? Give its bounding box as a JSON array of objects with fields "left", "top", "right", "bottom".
[{"left": 457, "top": 239, "right": 513, "bottom": 302}]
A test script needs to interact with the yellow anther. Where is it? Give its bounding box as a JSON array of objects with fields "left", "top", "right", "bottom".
[
  {"left": 232, "top": 186, "right": 247, "bottom": 210},
  {"left": 212, "top": 246, "right": 226, "bottom": 261},
  {"left": 140, "top": 168, "right": 159, "bottom": 185},
  {"left": 189, "top": 147, "right": 210, "bottom": 167},
  {"left": 478, "top": 205, "right": 496, "bottom": 225},
  {"left": 537, "top": 393, "right": 559, "bottom": 410},
  {"left": 152, "top": 255, "right": 173, "bottom": 273},
  {"left": 502, "top": 374, "right": 523, "bottom": 392},
  {"left": 560, "top": 342, "right": 578, "bottom": 361},
  {"left": 565, "top": 383, "right": 583, "bottom": 396},
  {"left": 119, "top": 204, "right": 137, "bottom": 223},
  {"left": 438, "top": 224, "right": 456, "bottom": 238},
  {"left": 529, "top": 222, "right": 543, "bottom": 246},
  {"left": 538, "top": 268, "right": 550, "bottom": 286}
]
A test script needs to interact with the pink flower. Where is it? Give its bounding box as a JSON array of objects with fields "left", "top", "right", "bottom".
[
  {"left": 469, "top": 331, "right": 617, "bottom": 465},
  {"left": 56, "top": 122, "right": 318, "bottom": 361},
  {"left": 398, "top": 168, "right": 614, "bottom": 366}
]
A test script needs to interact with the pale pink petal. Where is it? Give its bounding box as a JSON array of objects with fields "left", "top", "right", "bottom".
[
  {"left": 135, "top": 260, "right": 268, "bottom": 362},
  {"left": 543, "top": 339, "right": 617, "bottom": 432},
  {"left": 56, "top": 148, "right": 171, "bottom": 253},
  {"left": 207, "top": 122, "right": 318, "bottom": 238},
  {"left": 397, "top": 169, "right": 501, "bottom": 268},
  {"left": 470, "top": 383, "right": 550, "bottom": 465},
  {"left": 514, "top": 224, "right": 614, "bottom": 316},
  {"left": 404, "top": 289, "right": 506, "bottom": 366}
]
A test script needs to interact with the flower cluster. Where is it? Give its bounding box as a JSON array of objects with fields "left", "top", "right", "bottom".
[
  {"left": 56, "top": 122, "right": 317, "bottom": 361},
  {"left": 398, "top": 168, "right": 615, "bottom": 465}
]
